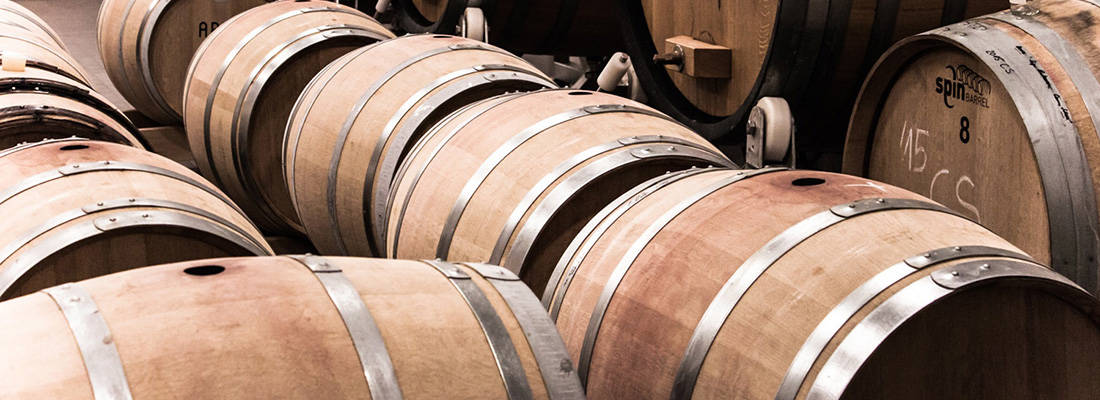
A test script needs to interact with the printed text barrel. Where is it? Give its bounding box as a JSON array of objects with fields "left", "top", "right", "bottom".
[{"left": 845, "top": 0, "right": 1100, "bottom": 293}]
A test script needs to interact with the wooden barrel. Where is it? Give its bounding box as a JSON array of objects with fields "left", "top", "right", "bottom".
[
  {"left": 183, "top": 1, "right": 394, "bottom": 236},
  {"left": 393, "top": 0, "right": 622, "bottom": 56},
  {"left": 0, "top": 0, "right": 66, "bottom": 51},
  {"left": 0, "top": 21, "right": 89, "bottom": 86},
  {"left": 845, "top": 0, "right": 1100, "bottom": 293},
  {"left": 545, "top": 167, "right": 1100, "bottom": 399},
  {"left": 0, "top": 256, "right": 584, "bottom": 399},
  {"left": 0, "top": 66, "right": 146, "bottom": 149},
  {"left": 0, "top": 139, "right": 271, "bottom": 300},
  {"left": 97, "top": 0, "right": 273, "bottom": 125},
  {"left": 285, "top": 34, "right": 556, "bottom": 257},
  {"left": 387, "top": 89, "right": 734, "bottom": 293},
  {"left": 622, "top": 0, "right": 1007, "bottom": 152}
]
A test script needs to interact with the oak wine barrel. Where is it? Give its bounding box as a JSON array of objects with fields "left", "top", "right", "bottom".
[
  {"left": 0, "top": 256, "right": 584, "bottom": 399},
  {"left": 0, "top": 139, "right": 271, "bottom": 300},
  {"left": 622, "top": 0, "right": 1006, "bottom": 160},
  {"left": 0, "top": 0, "right": 66, "bottom": 51},
  {"left": 0, "top": 66, "right": 146, "bottom": 149},
  {"left": 0, "top": 16, "right": 89, "bottom": 86},
  {"left": 183, "top": 0, "right": 394, "bottom": 236},
  {"left": 97, "top": 0, "right": 273, "bottom": 124},
  {"left": 387, "top": 89, "right": 734, "bottom": 293},
  {"left": 393, "top": 0, "right": 622, "bottom": 56},
  {"left": 845, "top": 0, "right": 1100, "bottom": 293},
  {"left": 546, "top": 167, "right": 1100, "bottom": 399},
  {"left": 285, "top": 34, "right": 556, "bottom": 257}
]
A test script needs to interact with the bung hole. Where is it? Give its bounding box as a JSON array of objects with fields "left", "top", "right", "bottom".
[
  {"left": 568, "top": 91, "right": 592, "bottom": 96},
  {"left": 60, "top": 144, "right": 89, "bottom": 151},
  {"left": 792, "top": 177, "right": 826, "bottom": 187},
  {"left": 184, "top": 265, "right": 225, "bottom": 276}
]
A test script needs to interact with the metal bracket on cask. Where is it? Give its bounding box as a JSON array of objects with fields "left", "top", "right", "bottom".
[
  {"left": 0, "top": 106, "right": 136, "bottom": 146},
  {"left": 805, "top": 259, "right": 1096, "bottom": 400},
  {"left": 775, "top": 246, "right": 1034, "bottom": 400},
  {"left": 0, "top": 77, "right": 145, "bottom": 145},
  {"left": 288, "top": 255, "right": 403, "bottom": 400},
  {"left": 42, "top": 283, "right": 134, "bottom": 400},
  {"left": 745, "top": 97, "right": 794, "bottom": 169},
  {"left": 579, "top": 167, "right": 787, "bottom": 387},
  {"left": 670, "top": 198, "right": 964, "bottom": 400},
  {"left": 462, "top": 262, "right": 586, "bottom": 400},
  {"left": 51, "top": 161, "right": 246, "bottom": 216},
  {"left": 422, "top": 259, "right": 534, "bottom": 400}
]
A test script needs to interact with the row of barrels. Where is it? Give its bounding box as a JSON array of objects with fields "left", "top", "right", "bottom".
[
  {"left": 49, "top": 1, "right": 1090, "bottom": 398},
  {"left": 94, "top": 0, "right": 1012, "bottom": 161},
  {"left": 0, "top": 0, "right": 273, "bottom": 301}
]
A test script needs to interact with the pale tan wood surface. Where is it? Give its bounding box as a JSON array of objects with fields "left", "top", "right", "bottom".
[
  {"left": 0, "top": 256, "right": 564, "bottom": 399},
  {"left": 285, "top": 34, "right": 550, "bottom": 257},
  {"left": 98, "top": 0, "right": 269, "bottom": 124},
  {"left": 0, "top": 140, "right": 270, "bottom": 299},
  {"left": 551, "top": 168, "right": 1098, "bottom": 399},
  {"left": 387, "top": 89, "right": 727, "bottom": 292},
  {"left": 183, "top": 0, "right": 393, "bottom": 235}
]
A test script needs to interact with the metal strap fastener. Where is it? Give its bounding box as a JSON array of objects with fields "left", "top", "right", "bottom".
[
  {"left": 0, "top": 199, "right": 270, "bottom": 296},
  {"left": 0, "top": 160, "right": 247, "bottom": 218},
  {"left": 230, "top": 25, "right": 388, "bottom": 232},
  {"left": 495, "top": 139, "right": 734, "bottom": 274},
  {"left": 283, "top": 43, "right": 381, "bottom": 206},
  {"left": 464, "top": 263, "right": 586, "bottom": 400},
  {"left": 134, "top": 0, "right": 179, "bottom": 120},
  {"left": 422, "top": 259, "right": 534, "bottom": 400},
  {"left": 805, "top": 258, "right": 1097, "bottom": 400},
  {"left": 577, "top": 168, "right": 787, "bottom": 386},
  {"left": 543, "top": 167, "right": 715, "bottom": 314},
  {"left": 670, "top": 198, "right": 965, "bottom": 399},
  {"left": 774, "top": 246, "right": 1034, "bottom": 400},
  {"left": 436, "top": 102, "right": 686, "bottom": 259},
  {"left": 324, "top": 42, "right": 494, "bottom": 256},
  {"left": 0, "top": 32, "right": 88, "bottom": 82},
  {"left": 0, "top": 106, "right": 132, "bottom": 145},
  {"left": 987, "top": 11, "right": 1100, "bottom": 293},
  {"left": 43, "top": 283, "right": 133, "bottom": 399},
  {"left": 197, "top": 6, "right": 370, "bottom": 190},
  {"left": 0, "top": 77, "right": 145, "bottom": 147},
  {"left": 0, "top": 136, "right": 83, "bottom": 158},
  {"left": 388, "top": 92, "right": 542, "bottom": 257},
  {"left": 287, "top": 255, "right": 402, "bottom": 400},
  {"left": 368, "top": 64, "right": 557, "bottom": 255}
]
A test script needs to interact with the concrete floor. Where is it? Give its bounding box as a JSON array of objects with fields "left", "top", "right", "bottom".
[{"left": 16, "top": 0, "right": 134, "bottom": 111}]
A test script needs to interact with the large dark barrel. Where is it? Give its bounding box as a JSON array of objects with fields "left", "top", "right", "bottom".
[
  {"left": 622, "top": 0, "right": 1006, "bottom": 162},
  {"left": 547, "top": 167, "right": 1100, "bottom": 398},
  {"left": 0, "top": 256, "right": 583, "bottom": 399},
  {"left": 393, "top": 0, "right": 622, "bottom": 56},
  {"left": 845, "top": 0, "right": 1100, "bottom": 293}
]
